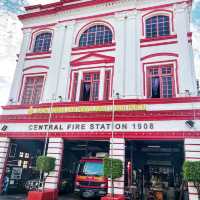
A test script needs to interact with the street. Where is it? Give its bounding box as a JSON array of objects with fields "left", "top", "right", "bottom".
[{"left": 0, "top": 194, "right": 80, "bottom": 200}]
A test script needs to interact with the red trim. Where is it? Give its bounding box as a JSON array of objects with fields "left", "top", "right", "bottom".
[
  {"left": 0, "top": 110, "right": 200, "bottom": 123},
  {"left": 1, "top": 131, "right": 200, "bottom": 140},
  {"left": 79, "top": 185, "right": 107, "bottom": 189},
  {"left": 140, "top": 41, "right": 177, "bottom": 48},
  {"left": 71, "top": 48, "right": 116, "bottom": 56},
  {"left": 23, "top": 66, "right": 49, "bottom": 72},
  {"left": 187, "top": 32, "right": 192, "bottom": 37},
  {"left": 25, "top": 56, "right": 51, "bottom": 60},
  {"left": 25, "top": 4, "right": 42, "bottom": 11},
  {"left": 71, "top": 53, "right": 115, "bottom": 64},
  {"left": 71, "top": 65, "right": 114, "bottom": 70},
  {"left": 26, "top": 51, "right": 51, "bottom": 56},
  {"left": 72, "top": 43, "right": 116, "bottom": 51},
  {"left": 103, "top": 70, "right": 111, "bottom": 100},
  {"left": 71, "top": 53, "right": 115, "bottom": 66},
  {"left": 71, "top": 60, "right": 114, "bottom": 67},
  {"left": 141, "top": 52, "right": 179, "bottom": 61},
  {"left": 19, "top": 0, "right": 191, "bottom": 21},
  {"left": 75, "top": 20, "right": 115, "bottom": 45},
  {"left": 140, "top": 34, "right": 177, "bottom": 43},
  {"left": 19, "top": 0, "right": 118, "bottom": 20}
]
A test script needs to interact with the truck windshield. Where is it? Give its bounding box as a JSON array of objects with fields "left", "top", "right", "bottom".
[{"left": 78, "top": 162, "right": 103, "bottom": 176}]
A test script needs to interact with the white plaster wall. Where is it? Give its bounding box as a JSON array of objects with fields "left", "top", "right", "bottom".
[{"left": 8, "top": 0, "right": 197, "bottom": 105}]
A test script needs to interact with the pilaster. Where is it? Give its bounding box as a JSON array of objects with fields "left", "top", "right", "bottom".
[
  {"left": 184, "top": 138, "right": 200, "bottom": 200},
  {"left": 0, "top": 137, "right": 10, "bottom": 192},
  {"left": 109, "top": 138, "right": 125, "bottom": 195},
  {"left": 57, "top": 21, "right": 76, "bottom": 101},
  {"left": 174, "top": 3, "right": 197, "bottom": 96},
  {"left": 42, "top": 24, "right": 67, "bottom": 102},
  {"left": 113, "top": 13, "right": 126, "bottom": 97},
  {"left": 9, "top": 29, "right": 31, "bottom": 104},
  {"left": 44, "top": 138, "right": 64, "bottom": 190}
]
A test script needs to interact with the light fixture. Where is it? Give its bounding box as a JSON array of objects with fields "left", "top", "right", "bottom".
[
  {"left": 147, "top": 145, "right": 160, "bottom": 148},
  {"left": 1, "top": 125, "right": 8, "bottom": 131},
  {"left": 115, "top": 92, "right": 120, "bottom": 99},
  {"left": 58, "top": 96, "right": 63, "bottom": 102},
  {"left": 185, "top": 120, "right": 195, "bottom": 128}
]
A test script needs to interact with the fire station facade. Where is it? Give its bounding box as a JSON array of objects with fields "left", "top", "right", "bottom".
[{"left": 0, "top": 0, "right": 200, "bottom": 199}]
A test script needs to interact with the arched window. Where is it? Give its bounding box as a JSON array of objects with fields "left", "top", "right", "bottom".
[
  {"left": 33, "top": 32, "right": 52, "bottom": 52},
  {"left": 145, "top": 15, "right": 170, "bottom": 38},
  {"left": 79, "top": 25, "right": 113, "bottom": 47}
]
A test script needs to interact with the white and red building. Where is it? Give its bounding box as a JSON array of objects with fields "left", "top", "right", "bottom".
[{"left": 0, "top": 0, "right": 200, "bottom": 199}]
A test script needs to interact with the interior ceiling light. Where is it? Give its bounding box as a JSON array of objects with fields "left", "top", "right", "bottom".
[{"left": 147, "top": 145, "right": 161, "bottom": 148}]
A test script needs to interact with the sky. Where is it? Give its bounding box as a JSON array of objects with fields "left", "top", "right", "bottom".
[{"left": 0, "top": 0, "right": 200, "bottom": 108}]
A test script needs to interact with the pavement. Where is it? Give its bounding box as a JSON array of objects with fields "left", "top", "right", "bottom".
[{"left": 0, "top": 194, "right": 80, "bottom": 200}]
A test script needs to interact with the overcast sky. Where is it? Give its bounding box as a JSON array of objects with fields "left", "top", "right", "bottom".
[{"left": 0, "top": 0, "right": 199, "bottom": 109}]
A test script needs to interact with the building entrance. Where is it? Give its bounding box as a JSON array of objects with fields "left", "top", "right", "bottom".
[
  {"left": 60, "top": 140, "right": 109, "bottom": 197},
  {"left": 126, "top": 141, "right": 184, "bottom": 200},
  {"left": 4, "top": 139, "right": 44, "bottom": 194}
]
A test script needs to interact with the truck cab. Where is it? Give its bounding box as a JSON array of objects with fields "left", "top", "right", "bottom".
[{"left": 74, "top": 157, "right": 107, "bottom": 198}]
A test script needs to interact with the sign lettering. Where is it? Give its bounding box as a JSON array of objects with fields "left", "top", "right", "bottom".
[{"left": 27, "top": 104, "right": 146, "bottom": 114}]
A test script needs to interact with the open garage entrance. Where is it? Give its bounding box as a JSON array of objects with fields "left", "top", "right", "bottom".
[
  {"left": 125, "top": 140, "right": 185, "bottom": 200},
  {"left": 60, "top": 140, "right": 109, "bottom": 196},
  {"left": 5, "top": 139, "right": 44, "bottom": 194}
]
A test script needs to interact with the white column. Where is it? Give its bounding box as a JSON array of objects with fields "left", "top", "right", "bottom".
[
  {"left": 9, "top": 29, "right": 31, "bottom": 104},
  {"left": 184, "top": 138, "right": 200, "bottom": 200},
  {"left": 42, "top": 24, "right": 66, "bottom": 102},
  {"left": 0, "top": 137, "right": 10, "bottom": 191},
  {"left": 135, "top": 12, "right": 143, "bottom": 98},
  {"left": 113, "top": 13, "right": 126, "bottom": 96},
  {"left": 124, "top": 11, "right": 139, "bottom": 98},
  {"left": 108, "top": 138, "right": 125, "bottom": 195},
  {"left": 76, "top": 71, "right": 83, "bottom": 102},
  {"left": 44, "top": 138, "right": 64, "bottom": 190},
  {"left": 174, "top": 3, "right": 197, "bottom": 96},
  {"left": 99, "top": 68, "right": 105, "bottom": 101},
  {"left": 56, "top": 21, "right": 75, "bottom": 101}
]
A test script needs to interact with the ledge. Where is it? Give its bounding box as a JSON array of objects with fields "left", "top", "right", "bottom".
[
  {"left": 72, "top": 43, "right": 116, "bottom": 51},
  {"left": 140, "top": 34, "right": 177, "bottom": 43},
  {"left": 2, "top": 97, "right": 200, "bottom": 110}
]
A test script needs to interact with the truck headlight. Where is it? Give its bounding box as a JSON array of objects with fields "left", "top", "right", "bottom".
[{"left": 100, "top": 183, "right": 106, "bottom": 188}]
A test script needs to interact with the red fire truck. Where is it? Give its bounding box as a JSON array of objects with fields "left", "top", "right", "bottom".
[{"left": 74, "top": 156, "right": 108, "bottom": 198}]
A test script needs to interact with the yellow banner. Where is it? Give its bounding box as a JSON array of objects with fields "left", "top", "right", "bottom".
[{"left": 28, "top": 104, "right": 146, "bottom": 114}]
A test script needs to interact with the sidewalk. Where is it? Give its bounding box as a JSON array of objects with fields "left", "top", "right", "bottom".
[{"left": 0, "top": 194, "right": 80, "bottom": 200}]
